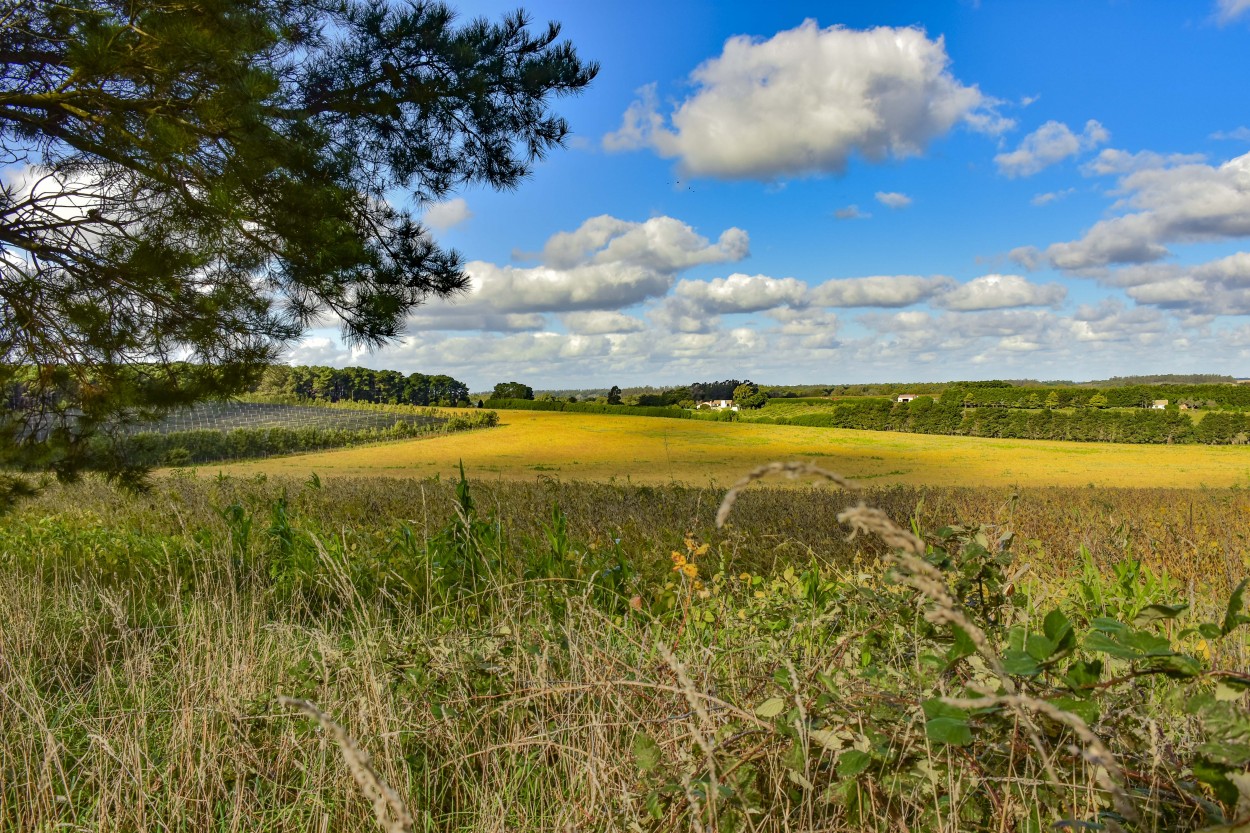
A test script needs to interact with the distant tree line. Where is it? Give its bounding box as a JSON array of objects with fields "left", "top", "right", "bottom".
[
  {"left": 1086, "top": 374, "right": 1238, "bottom": 387},
  {"left": 486, "top": 399, "right": 694, "bottom": 419},
  {"left": 254, "top": 366, "right": 470, "bottom": 406},
  {"left": 688, "top": 380, "right": 744, "bottom": 402},
  {"left": 754, "top": 397, "right": 1250, "bottom": 444},
  {"left": 939, "top": 383, "right": 1250, "bottom": 410}
]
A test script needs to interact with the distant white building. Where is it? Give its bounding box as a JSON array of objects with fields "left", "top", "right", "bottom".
[
  {"left": 1152, "top": 399, "right": 1168, "bottom": 409},
  {"left": 896, "top": 394, "right": 919, "bottom": 403},
  {"left": 699, "top": 399, "right": 738, "bottom": 411}
]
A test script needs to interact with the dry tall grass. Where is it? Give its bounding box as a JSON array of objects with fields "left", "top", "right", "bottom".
[{"left": 0, "top": 472, "right": 1246, "bottom": 830}]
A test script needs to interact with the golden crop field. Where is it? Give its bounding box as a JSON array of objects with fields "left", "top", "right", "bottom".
[{"left": 215, "top": 408, "right": 1250, "bottom": 487}]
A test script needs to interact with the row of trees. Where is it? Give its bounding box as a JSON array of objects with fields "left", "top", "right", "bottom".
[
  {"left": 759, "top": 397, "right": 1240, "bottom": 444},
  {"left": 940, "top": 383, "right": 1249, "bottom": 410},
  {"left": 254, "top": 366, "right": 470, "bottom": 407}
]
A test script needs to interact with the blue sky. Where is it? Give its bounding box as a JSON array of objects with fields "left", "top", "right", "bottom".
[{"left": 290, "top": 0, "right": 1250, "bottom": 390}]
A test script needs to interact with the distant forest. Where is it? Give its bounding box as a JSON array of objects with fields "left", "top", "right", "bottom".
[
  {"left": 253, "top": 365, "right": 470, "bottom": 406},
  {"left": 249, "top": 366, "right": 1246, "bottom": 411}
]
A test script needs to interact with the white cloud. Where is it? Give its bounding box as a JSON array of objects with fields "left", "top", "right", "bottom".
[
  {"left": 604, "top": 21, "right": 1007, "bottom": 180},
  {"left": 766, "top": 307, "right": 841, "bottom": 349},
  {"left": 935, "top": 274, "right": 1066, "bottom": 311},
  {"left": 1212, "top": 126, "right": 1250, "bottom": 141},
  {"left": 429, "top": 215, "right": 748, "bottom": 327},
  {"left": 408, "top": 312, "right": 547, "bottom": 332},
  {"left": 1081, "top": 148, "right": 1205, "bottom": 176},
  {"left": 875, "top": 191, "right": 913, "bottom": 209},
  {"left": 994, "top": 119, "right": 1108, "bottom": 178},
  {"left": 834, "top": 204, "right": 870, "bottom": 220},
  {"left": 422, "top": 197, "right": 473, "bottom": 230},
  {"left": 648, "top": 297, "right": 715, "bottom": 334},
  {"left": 289, "top": 302, "right": 1239, "bottom": 392},
  {"left": 459, "top": 260, "right": 674, "bottom": 316},
  {"left": 810, "top": 275, "right": 954, "bottom": 308},
  {"left": 1084, "top": 252, "right": 1250, "bottom": 315},
  {"left": 1031, "top": 188, "right": 1075, "bottom": 206},
  {"left": 1216, "top": 0, "right": 1250, "bottom": 24},
  {"left": 561, "top": 311, "right": 646, "bottom": 334},
  {"left": 1044, "top": 151, "right": 1250, "bottom": 269},
  {"left": 674, "top": 273, "right": 808, "bottom": 314},
  {"left": 537, "top": 214, "right": 748, "bottom": 272}
]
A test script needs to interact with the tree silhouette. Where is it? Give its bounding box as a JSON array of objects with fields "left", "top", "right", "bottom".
[{"left": 0, "top": 1, "right": 596, "bottom": 492}]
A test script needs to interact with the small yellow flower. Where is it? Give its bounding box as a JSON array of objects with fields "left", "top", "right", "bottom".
[
  {"left": 693, "top": 543, "right": 710, "bottom": 557},
  {"left": 671, "top": 551, "right": 686, "bottom": 567},
  {"left": 739, "top": 572, "right": 751, "bottom": 582},
  {"left": 684, "top": 537, "right": 697, "bottom": 551},
  {"left": 753, "top": 590, "right": 766, "bottom": 599},
  {"left": 1196, "top": 639, "right": 1212, "bottom": 661},
  {"left": 682, "top": 563, "right": 698, "bottom": 579}
]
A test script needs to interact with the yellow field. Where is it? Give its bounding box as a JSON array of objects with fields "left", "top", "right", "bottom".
[{"left": 213, "top": 409, "right": 1250, "bottom": 488}]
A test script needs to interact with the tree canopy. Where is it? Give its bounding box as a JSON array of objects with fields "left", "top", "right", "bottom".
[
  {"left": 0, "top": 0, "right": 595, "bottom": 484},
  {"left": 490, "top": 381, "right": 533, "bottom": 401},
  {"left": 732, "top": 381, "right": 767, "bottom": 409}
]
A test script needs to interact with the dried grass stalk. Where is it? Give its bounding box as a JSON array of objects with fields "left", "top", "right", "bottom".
[
  {"left": 945, "top": 690, "right": 1141, "bottom": 824},
  {"left": 278, "top": 695, "right": 414, "bottom": 833},
  {"left": 716, "top": 461, "right": 858, "bottom": 528}
]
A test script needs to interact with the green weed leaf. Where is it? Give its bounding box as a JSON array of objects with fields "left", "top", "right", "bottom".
[
  {"left": 836, "top": 750, "right": 872, "bottom": 778},
  {"left": 755, "top": 697, "right": 788, "bottom": 719},
  {"left": 1132, "top": 603, "right": 1188, "bottom": 627},
  {"left": 633, "top": 733, "right": 662, "bottom": 772}
]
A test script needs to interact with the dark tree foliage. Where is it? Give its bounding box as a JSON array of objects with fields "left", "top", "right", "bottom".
[
  {"left": 689, "top": 380, "right": 743, "bottom": 402},
  {"left": 489, "top": 381, "right": 533, "bottom": 401},
  {"left": 732, "top": 381, "right": 767, "bottom": 410},
  {"left": 255, "top": 364, "right": 469, "bottom": 405},
  {"left": 0, "top": 0, "right": 595, "bottom": 490},
  {"left": 606, "top": 385, "right": 621, "bottom": 405}
]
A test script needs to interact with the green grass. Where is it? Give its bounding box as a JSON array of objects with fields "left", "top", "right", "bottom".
[{"left": 3, "top": 473, "right": 1250, "bottom": 831}]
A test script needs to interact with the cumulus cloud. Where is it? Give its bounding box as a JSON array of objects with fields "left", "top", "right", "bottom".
[
  {"left": 561, "top": 311, "right": 646, "bottom": 334},
  {"left": 875, "top": 191, "right": 912, "bottom": 208},
  {"left": 1081, "top": 148, "right": 1205, "bottom": 176},
  {"left": 674, "top": 273, "right": 808, "bottom": 314},
  {"left": 1212, "top": 126, "right": 1250, "bottom": 141},
  {"left": 1082, "top": 252, "right": 1250, "bottom": 315},
  {"left": 934, "top": 274, "right": 1066, "bottom": 310},
  {"left": 648, "top": 297, "right": 716, "bottom": 334},
  {"left": 834, "top": 204, "right": 870, "bottom": 220},
  {"left": 422, "top": 197, "right": 473, "bottom": 230},
  {"left": 994, "top": 119, "right": 1108, "bottom": 177},
  {"left": 291, "top": 300, "right": 1232, "bottom": 391},
  {"left": 1216, "top": 0, "right": 1250, "bottom": 24},
  {"left": 1065, "top": 300, "right": 1168, "bottom": 344},
  {"left": 431, "top": 215, "right": 749, "bottom": 328},
  {"left": 1031, "top": 188, "right": 1075, "bottom": 206},
  {"left": 604, "top": 21, "right": 1007, "bottom": 180},
  {"left": 810, "top": 275, "right": 954, "bottom": 308},
  {"left": 1044, "top": 151, "right": 1250, "bottom": 269},
  {"left": 408, "top": 312, "right": 547, "bottom": 332},
  {"left": 765, "top": 307, "right": 841, "bottom": 349},
  {"left": 537, "top": 214, "right": 748, "bottom": 272}
]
